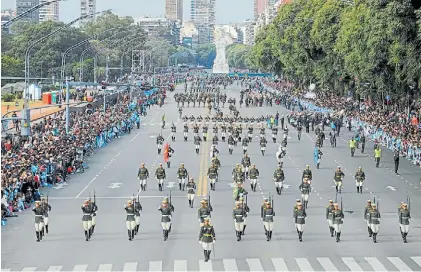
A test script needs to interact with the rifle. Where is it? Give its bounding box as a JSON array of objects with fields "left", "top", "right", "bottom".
[
  {"left": 94, "top": 190, "right": 96, "bottom": 205},
  {"left": 138, "top": 193, "right": 140, "bottom": 211},
  {"left": 208, "top": 190, "right": 211, "bottom": 208},
  {"left": 268, "top": 192, "right": 272, "bottom": 208},
  {"left": 341, "top": 197, "right": 343, "bottom": 211},
  {"left": 270, "top": 192, "right": 274, "bottom": 209},
  {"left": 47, "top": 193, "right": 49, "bottom": 206},
  {"left": 169, "top": 190, "right": 172, "bottom": 211},
  {"left": 407, "top": 195, "right": 411, "bottom": 212},
  {"left": 133, "top": 193, "right": 136, "bottom": 209},
  {"left": 89, "top": 192, "right": 91, "bottom": 202}
]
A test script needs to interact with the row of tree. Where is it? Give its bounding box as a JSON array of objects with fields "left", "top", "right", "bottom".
[
  {"left": 249, "top": 0, "right": 421, "bottom": 101},
  {"left": 1, "top": 11, "right": 216, "bottom": 86},
  {"left": 225, "top": 44, "right": 255, "bottom": 70}
]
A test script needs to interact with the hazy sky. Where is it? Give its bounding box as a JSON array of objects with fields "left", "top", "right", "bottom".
[{"left": 1, "top": 0, "right": 253, "bottom": 24}]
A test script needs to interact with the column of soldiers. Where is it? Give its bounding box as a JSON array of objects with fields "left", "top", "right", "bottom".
[{"left": 32, "top": 197, "right": 51, "bottom": 242}]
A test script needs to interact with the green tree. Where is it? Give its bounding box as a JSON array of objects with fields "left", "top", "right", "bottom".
[{"left": 1, "top": 55, "right": 24, "bottom": 77}]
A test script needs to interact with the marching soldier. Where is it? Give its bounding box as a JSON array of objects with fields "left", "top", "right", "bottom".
[
  {"left": 198, "top": 199, "right": 213, "bottom": 226},
  {"left": 171, "top": 123, "right": 177, "bottom": 142},
  {"left": 183, "top": 123, "right": 189, "bottom": 142},
  {"left": 299, "top": 178, "right": 311, "bottom": 208},
  {"left": 368, "top": 203, "right": 381, "bottom": 243},
  {"left": 156, "top": 134, "right": 164, "bottom": 154},
  {"left": 88, "top": 198, "right": 98, "bottom": 234},
  {"left": 326, "top": 200, "right": 335, "bottom": 237},
  {"left": 193, "top": 124, "right": 200, "bottom": 138},
  {"left": 364, "top": 200, "right": 374, "bottom": 237},
  {"left": 134, "top": 197, "right": 143, "bottom": 235},
  {"left": 260, "top": 136, "right": 267, "bottom": 155},
  {"left": 233, "top": 201, "right": 245, "bottom": 241},
  {"left": 228, "top": 135, "right": 235, "bottom": 155},
  {"left": 239, "top": 196, "right": 250, "bottom": 234},
  {"left": 158, "top": 200, "right": 173, "bottom": 241},
  {"left": 241, "top": 154, "right": 251, "bottom": 179},
  {"left": 212, "top": 134, "right": 219, "bottom": 147},
  {"left": 199, "top": 218, "right": 216, "bottom": 262},
  {"left": 273, "top": 165, "right": 285, "bottom": 195},
  {"left": 81, "top": 199, "right": 94, "bottom": 241},
  {"left": 293, "top": 199, "right": 302, "bottom": 234},
  {"left": 233, "top": 182, "right": 248, "bottom": 201},
  {"left": 207, "top": 163, "right": 218, "bottom": 191},
  {"left": 137, "top": 163, "right": 149, "bottom": 191},
  {"left": 194, "top": 135, "right": 202, "bottom": 154},
  {"left": 302, "top": 165, "right": 312, "bottom": 183},
  {"left": 241, "top": 137, "right": 249, "bottom": 154},
  {"left": 177, "top": 163, "right": 188, "bottom": 191},
  {"left": 334, "top": 166, "right": 345, "bottom": 193},
  {"left": 124, "top": 200, "right": 136, "bottom": 241},
  {"left": 41, "top": 197, "right": 51, "bottom": 235},
  {"left": 186, "top": 178, "right": 196, "bottom": 208},
  {"left": 221, "top": 123, "right": 227, "bottom": 142},
  {"left": 398, "top": 203, "right": 410, "bottom": 243},
  {"left": 271, "top": 127, "right": 278, "bottom": 143},
  {"left": 262, "top": 201, "right": 275, "bottom": 241},
  {"left": 33, "top": 201, "right": 44, "bottom": 242},
  {"left": 211, "top": 156, "right": 221, "bottom": 169},
  {"left": 248, "top": 164, "right": 260, "bottom": 191},
  {"left": 202, "top": 125, "right": 208, "bottom": 141},
  {"left": 248, "top": 125, "right": 253, "bottom": 141},
  {"left": 354, "top": 166, "right": 365, "bottom": 194},
  {"left": 155, "top": 163, "right": 166, "bottom": 191},
  {"left": 294, "top": 203, "right": 307, "bottom": 242},
  {"left": 332, "top": 203, "right": 344, "bottom": 242},
  {"left": 232, "top": 164, "right": 244, "bottom": 184}
]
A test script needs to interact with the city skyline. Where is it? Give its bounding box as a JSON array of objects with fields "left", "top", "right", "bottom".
[{"left": 1, "top": 0, "right": 253, "bottom": 24}]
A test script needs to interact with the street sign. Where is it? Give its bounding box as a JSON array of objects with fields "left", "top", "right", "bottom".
[
  {"left": 166, "top": 182, "right": 175, "bottom": 188},
  {"left": 386, "top": 186, "right": 396, "bottom": 191},
  {"left": 108, "top": 182, "right": 122, "bottom": 189}
]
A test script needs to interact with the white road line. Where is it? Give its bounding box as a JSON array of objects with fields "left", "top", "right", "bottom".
[
  {"left": 1, "top": 269, "right": 11, "bottom": 272},
  {"left": 198, "top": 260, "right": 213, "bottom": 271},
  {"left": 149, "top": 261, "right": 162, "bottom": 272},
  {"left": 122, "top": 262, "right": 138, "bottom": 271},
  {"left": 223, "top": 259, "right": 238, "bottom": 272},
  {"left": 47, "top": 266, "right": 63, "bottom": 271},
  {"left": 411, "top": 257, "right": 421, "bottom": 268},
  {"left": 97, "top": 264, "right": 113, "bottom": 271},
  {"left": 365, "top": 257, "right": 386, "bottom": 271},
  {"left": 342, "top": 257, "right": 363, "bottom": 271},
  {"left": 388, "top": 257, "right": 413, "bottom": 271},
  {"left": 173, "top": 260, "right": 188, "bottom": 272},
  {"left": 296, "top": 258, "right": 314, "bottom": 271},
  {"left": 271, "top": 258, "right": 289, "bottom": 271},
  {"left": 148, "top": 111, "right": 160, "bottom": 125},
  {"left": 317, "top": 257, "right": 338, "bottom": 271},
  {"left": 21, "top": 269, "right": 36, "bottom": 272},
  {"left": 75, "top": 177, "right": 97, "bottom": 198},
  {"left": 72, "top": 265, "right": 88, "bottom": 272},
  {"left": 246, "top": 258, "right": 264, "bottom": 271}
]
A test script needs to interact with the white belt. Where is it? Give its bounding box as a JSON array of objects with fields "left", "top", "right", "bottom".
[
  {"left": 235, "top": 215, "right": 243, "bottom": 217},
  {"left": 265, "top": 215, "right": 273, "bottom": 217},
  {"left": 127, "top": 214, "right": 134, "bottom": 216},
  {"left": 162, "top": 215, "right": 170, "bottom": 217},
  {"left": 35, "top": 215, "right": 43, "bottom": 217},
  {"left": 83, "top": 214, "right": 91, "bottom": 216}
]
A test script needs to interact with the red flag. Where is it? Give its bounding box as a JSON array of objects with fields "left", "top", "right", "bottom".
[{"left": 164, "top": 143, "right": 169, "bottom": 163}]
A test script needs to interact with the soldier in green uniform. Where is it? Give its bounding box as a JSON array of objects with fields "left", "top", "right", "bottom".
[
  {"left": 261, "top": 198, "right": 269, "bottom": 234},
  {"left": 368, "top": 203, "right": 381, "bottom": 243},
  {"left": 259, "top": 136, "right": 267, "bottom": 155},
  {"left": 249, "top": 164, "right": 260, "bottom": 192},
  {"left": 364, "top": 200, "right": 373, "bottom": 237},
  {"left": 198, "top": 199, "right": 213, "bottom": 227},
  {"left": 177, "top": 163, "right": 188, "bottom": 191},
  {"left": 233, "top": 201, "right": 245, "bottom": 241},
  {"left": 302, "top": 165, "right": 312, "bottom": 183},
  {"left": 186, "top": 178, "right": 196, "bottom": 208},
  {"left": 333, "top": 166, "right": 345, "bottom": 193},
  {"left": 158, "top": 200, "right": 173, "bottom": 241},
  {"left": 299, "top": 178, "right": 311, "bottom": 208},
  {"left": 137, "top": 163, "right": 149, "bottom": 191},
  {"left": 199, "top": 218, "right": 216, "bottom": 262},
  {"left": 354, "top": 166, "right": 365, "bottom": 194},
  {"left": 332, "top": 203, "right": 344, "bottom": 242},
  {"left": 239, "top": 197, "right": 250, "bottom": 234},
  {"left": 241, "top": 154, "right": 251, "bottom": 179},
  {"left": 124, "top": 200, "right": 136, "bottom": 241},
  {"left": 207, "top": 163, "right": 218, "bottom": 191},
  {"left": 133, "top": 197, "right": 142, "bottom": 235},
  {"left": 211, "top": 156, "right": 221, "bottom": 170},
  {"left": 293, "top": 199, "right": 302, "bottom": 234},
  {"left": 262, "top": 201, "right": 275, "bottom": 241},
  {"left": 41, "top": 197, "right": 51, "bottom": 235},
  {"left": 233, "top": 182, "right": 248, "bottom": 201},
  {"left": 33, "top": 201, "right": 44, "bottom": 242},
  {"left": 155, "top": 163, "right": 166, "bottom": 191},
  {"left": 398, "top": 203, "right": 411, "bottom": 243},
  {"left": 325, "top": 200, "right": 334, "bottom": 237},
  {"left": 294, "top": 203, "right": 307, "bottom": 242},
  {"left": 273, "top": 165, "right": 285, "bottom": 195},
  {"left": 228, "top": 135, "right": 235, "bottom": 154}
]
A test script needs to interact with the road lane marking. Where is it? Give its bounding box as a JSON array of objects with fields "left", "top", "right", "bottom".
[
  {"left": 223, "top": 259, "right": 238, "bottom": 272},
  {"left": 46, "top": 266, "right": 63, "bottom": 271},
  {"left": 148, "top": 261, "right": 162, "bottom": 271},
  {"left": 198, "top": 260, "right": 213, "bottom": 271},
  {"left": 365, "top": 257, "right": 386, "bottom": 271},
  {"left": 295, "top": 258, "right": 314, "bottom": 271},
  {"left": 122, "top": 262, "right": 138, "bottom": 271},
  {"left": 75, "top": 177, "right": 97, "bottom": 198},
  {"left": 411, "top": 257, "right": 421, "bottom": 268},
  {"left": 196, "top": 144, "right": 205, "bottom": 197},
  {"left": 271, "top": 258, "right": 289, "bottom": 271},
  {"left": 388, "top": 257, "right": 412, "bottom": 271},
  {"left": 342, "top": 257, "right": 363, "bottom": 271},
  {"left": 21, "top": 269, "right": 36, "bottom": 272},
  {"left": 173, "top": 260, "right": 188, "bottom": 272},
  {"left": 317, "top": 258, "right": 337, "bottom": 271},
  {"left": 202, "top": 138, "right": 210, "bottom": 196},
  {"left": 72, "top": 265, "right": 88, "bottom": 272},
  {"left": 97, "top": 264, "right": 113, "bottom": 272},
  {"left": 246, "top": 258, "right": 264, "bottom": 271}
]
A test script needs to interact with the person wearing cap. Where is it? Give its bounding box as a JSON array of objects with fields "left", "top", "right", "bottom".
[
  {"left": 364, "top": 200, "right": 374, "bottom": 237},
  {"left": 302, "top": 165, "right": 312, "bottom": 183},
  {"left": 156, "top": 134, "right": 164, "bottom": 154},
  {"left": 212, "top": 134, "right": 219, "bottom": 148},
  {"left": 293, "top": 199, "right": 302, "bottom": 234},
  {"left": 239, "top": 196, "right": 250, "bottom": 234},
  {"left": 202, "top": 123, "right": 209, "bottom": 142},
  {"left": 247, "top": 124, "right": 253, "bottom": 142},
  {"left": 155, "top": 163, "right": 166, "bottom": 191},
  {"left": 177, "top": 163, "right": 188, "bottom": 191},
  {"left": 261, "top": 198, "right": 270, "bottom": 234},
  {"left": 211, "top": 155, "right": 221, "bottom": 170},
  {"left": 271, "top": 126, "right": 278, "bottom": 143},
  {"left": 241, "top": 136, "right": 249, "bottom": 155},
  {"left": 41, "top": 197, "right": 51, "bottom": 235},
  {"left": 124, "top": 200, "right": 136, "bottom": 241},
  {"left": 299, "top": 179, "right": 311, "bottom": 209},
  {"left": 233, "top": 182, "right": 248, "bottom": 201},
  {"left": 171, "top": 123, "right": 176, "bottom": 142},
  {"left": 183, "top": 123, "right": 189, "bottom": 142},
  {"left": 333, "top": 166, "right": 345, "bottom": 193},
  {"left": 194, "top": 134, "right": 202, "bottom": 154},
  {"left": 368, "top": 203, "right": 381, "bottom": 243},
  {"left": 137, "top": 163, "right": 149, "bottom": 192},
  {"left": 262, "top": 201, "right": 275, "bottom": 241},
  {"left": 354, "top": 167, "right": 365, "bottom": 194},
  {"left": 233, "top": 201, "right": 246, "bottom": 241},
  {"left": 249, "top": 164, "right": 260, "bottom": 192},
  {"left": 241, "top": 154, "right": 251, "bottom": 179},
  {"left": 33, "top": 201, "right": 44, "bottom": 242},
  {"left": 232, "top": 164, "right": 243, "bottom": 184},
  {"left": 259, "top": 135, "right": 267, "bottom": 156},
  {"left": 198, "top": 199, "right": 213, "bottom": 227},
  {"left": 228, "top": 134, "right": 235, "bottom": 155},
  {"left": 398, "top": 202, "right": 411, "bottom": 243},
  {"left": 273, "top": 165, "right": 284, "bottom": 195},
  {"left": 207, "top": 163, "right": 218, "bottom": 191},
  {"left": 158, "top": 200, "right": 173, "bottom": 241},
  {"left": 133, "top": 198, "right": 143, "bottom": 235},
  {"left": 81, "top": 199, "right": 94, "bottom": 241},
  {"left": 326, "top": 200, "right": 335, "bottom": 237},
  {"left": 332, "top": 203, "right": 344, "bottom": 242},
  {"left": 294, "top": 202, "right": 307, "bottom": 242},
  {"left": 199, "top": 217, "right": 216, "bottom": 262},
  {"left": 186, "top": 178, "right": 196, "bottom": 208}
]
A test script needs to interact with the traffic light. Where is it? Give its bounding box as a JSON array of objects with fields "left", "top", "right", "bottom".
[{"left": 86, "top": 103, "right": 94, "bottom": 114}]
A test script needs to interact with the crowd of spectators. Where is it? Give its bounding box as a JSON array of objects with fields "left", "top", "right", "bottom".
[{"left": 262, "top": 79, "right": 421, "bottom": 166}]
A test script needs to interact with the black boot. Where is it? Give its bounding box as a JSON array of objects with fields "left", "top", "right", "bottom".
[
  {"left": 296, "top": 228, "right": 299, "bottom": 235},
  {"left": 207, "top": 250, "right": 211, "bottom": 260},
  {"left": 336, "top": 232, "right": 340, "bottom": 242},
  {"left": 45, "top": 225, "right": 49, "bottom": 234},
  {"left": 373, "top": 233, "right": 377, "bottom": 243},
  {"left": 188, "top": 199, "right": 192, "bottom": 207},
  {"left": 164, "top": 230, "right": 167, "bottom": 241},
  {"left": 368, "top": 227, "right": 372, "bottom": 237},
  {"left": 179, "top": 183, "right": 182, "bottom": 190},
  {"left": 403, "top": 233, "right": 407, "bottom": 243},
  {"left": 357, "top": 187, "right": 360, "bottom": 193},
  {"left": 330, "top": 227, "right": 334, "bottom": 237},
  {"left": 132, "top": 230, "right": 135, "bottom": 239},
  {"left": 158, "top": 149, "right": 161, "bottom": 154},
  {"left": 191, "top": 200, "right": 194, "bottom": 208},
  {"left": 299, "top": 231, "right": 303, "bottom": 242},
  {"left": 236, "top": 231, "right": 241, "bottom": 241},
  {"left": 88, "top": 228, "right": 92, "bottom": 239},
  {"left": 242, "top": 225, "right": 247, "bottom": 235},
  {"left": 269, "top": 231, "right": 272, "bottom": 241},
  {"left": 168, "top": 224, "right": 172, "bottom": 233},
  {"left": 360, "top": 186, "right": 363, "bottom": 194},
  {"left": 136, "top": 225, "right": 140, "bottom": 234},
  {"left": 85, "top": 230, "right": 89, "bottom": 241},
  {"left": 264, "top": 226, "right": 267, "bottom": 236},
  {"left": 128, "top": 230, "right": 132, "bottom": 241},
  {"left": 266, "top": 232, "right": 270, "bottom": 241},
  {"left": 91, "top": 225, "right": 95, "bottom": 234},
  {"left": 41, "top": 228, "right": 44, "bottom": 237},
  {"left": 204, "top": 250, "right": 208, "bottom": 262},
  {"left": 159, "top": 184, "right": 162, "bottom": 191},
  {"left": 36, "top": 231, "right": 40, "bottom": 242}
]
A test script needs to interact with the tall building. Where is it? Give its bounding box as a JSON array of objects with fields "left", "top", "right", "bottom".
[
  {"left": 190, "top": 0, "right": 215, "bottom": 44},
  {"left": 1, "top": 9, "right": 17, "bottom": 32},
  {"left": 254, "top": 0, "right": 277, "bottom": 18},
  {"left": 16, "top": 0, "right": 40, "bottom": 23},
  {"left": 80, "top": 0, "right": 96, "bottom": 27},
  {"left": 134, "top": 17, "right": 181, "bottom": 45},
  {"left": 165, "top": 0, "right": 183, "bottom": 22},
  {"left": 39, "top": 0, "right": 59, "bottom": 22}
]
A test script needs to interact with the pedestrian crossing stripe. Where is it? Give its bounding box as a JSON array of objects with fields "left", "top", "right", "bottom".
[{"left": 2, "top": 256, "right": 421, "bottom": 271}]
